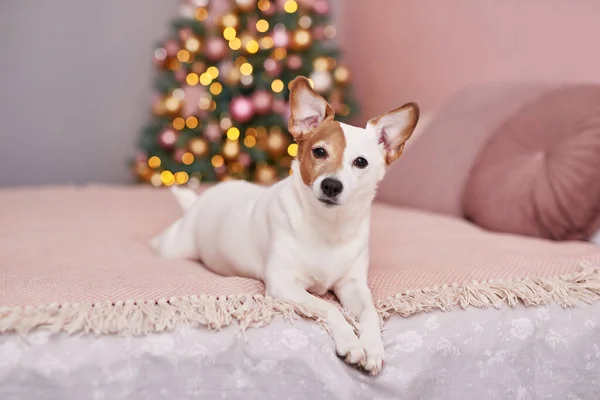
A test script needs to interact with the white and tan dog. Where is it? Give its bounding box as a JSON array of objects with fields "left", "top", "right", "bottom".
[{"left": 152, "top": 76, "right": 419, "bottom": 375}]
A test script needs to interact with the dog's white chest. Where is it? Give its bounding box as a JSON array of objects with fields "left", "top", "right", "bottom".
[{"left": 295, "top": 244, "right": 358, "bottom": 296}]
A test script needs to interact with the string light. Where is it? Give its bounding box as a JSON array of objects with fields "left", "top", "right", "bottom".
[
  {"left": 229, "top": 38, "right": 242, "bottom": 50},
  {"left": 223, "top": 27, "right": 237, "bottom": 41},
  {"left": 313, "top": 57, "right": 328, "bottom": 72},
  {"left": 210, "top": 81, "right": 223, "bottom": 95},
  {"left": 257, "top": 0, "right": 270, "bottom": 11},
  {"left": 293, "top": 30, "right": 311, "bottom": 49},
  {"left": 195, "top": 7, "right": 208, "bottom": 21},
  {"left": 244, "top": 136, "right": 257, "bottom": 148},
  {"left": 181, "top": 152, "right": 194, "bottom": 165},
  {"left": 221, "top": 13, "right": 238, "bottom": 28},
  {"left": 324, "top": 25, "right": 337, "bottom": 39},
  {"left": 172, "top": 88, "right": 185, "bottom": 100},
  {"left": 164, "top": 97, "right": 180, "bottom": 112},
  {"left": 154, "top": 48, "right": 167, "bottom": 61},
  {"left": 220, "top": 117, "right": 233, "bottom": 130},
  {"left": 211, "top": 155, "right": 225, "bottom": 167},
  {"left": 199, "top": 73, "right": 212, "bottom": 86},
  {"left": 256, "top": 19, "right": 269, "bottom": 33},
  {"left": 299, "top": 16, "right": 312, "bottom": 29},
  {"left": 186, "top": 72, "right": 199, "bottom": 86},
  {"left": 287, "top": 143, "right": 298, "bottom": 157},
  {"left": 151, "top": 173, "right": 162, "bottom": 187},
  {"left": 227, "top": 127, "right": 240, "bottom": 140},
  {"left": 185, "top": 37, "right": 201, "bottom": 52},
  {"left": 260, "top": 37, "right": 274, "bottom": 49},
  {"left": 206, "top": 66, "right": 219, "bottom": 79},
  {"left": 176, "top": 49, "right": 191, "bottom": 63},
  {"left": 246, "top": 40, "right": 259, "bottom": 54},
  {"left": 209, "top": 100, "right": 217, "bottom": 111},
  {"left": 148, "top": 156, "right": 161, "bottom": 168},
  {"left": 271, "top": 79, "right": 284, "bottom": 93},
  {"left": 161, "top": 171, "right": 175, "bottom": 186},
  {"left": 240, "top": 62, "right": 253, "bottom": 76},
  {"left": 186, "top": 116, "right": 199, "bottom": 129},
  {"left": 284, "top": 0, "right": 298, "bottom": 13},
  {"left": 174, "top": 171, "right": 189, "bottom": 185},
  {"left": 334, "top": 66, "right": 350, "bottom": 83},
  {"left": 273, "top": 48, "right": 287, "bottom": 60},
  {"left": 173, "top": 117, "right": 186, "bottom": 130},
  {"left": 198, "top": 92, "right": 212, "bottom": 110},
  {"left": 246, "top": 128, "right": 257, "bottom": 136}
]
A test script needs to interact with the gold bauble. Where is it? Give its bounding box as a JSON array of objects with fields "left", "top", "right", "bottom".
[
  {"left": 334, "top": 66, "right": 350, "bottom": 85},
  {"left": 291, "top": 29, "right": 312, "bottom": 51},
  {"left": 189, "top": 137, "right": 209, "bottom": 156},
  {"left": 223, "top": 139, "right": 240, "bottom": 159},
  {"left": 266, "top": 129, "right": 287, "bottom": 155}
]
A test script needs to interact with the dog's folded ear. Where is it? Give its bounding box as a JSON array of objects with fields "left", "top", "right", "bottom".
[
  {"left": 288, "top": 76, "right": 334, "bottom": 140},
  {"left": 368, "top": 102, "right": 420, "bottom": 165}
]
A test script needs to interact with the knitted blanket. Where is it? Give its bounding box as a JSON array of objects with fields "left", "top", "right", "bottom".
[{"left": 1, "top": 185, "right": 599, "bottom": 335}]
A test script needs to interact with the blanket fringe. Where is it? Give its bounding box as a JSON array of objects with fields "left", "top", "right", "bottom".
[{"left": 1, "top": 263, "right": 600, "bottom": 336}]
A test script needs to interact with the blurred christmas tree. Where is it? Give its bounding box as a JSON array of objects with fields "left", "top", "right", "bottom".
[{"left": 133, "top": 0, "right": 359, "bottom": 187}]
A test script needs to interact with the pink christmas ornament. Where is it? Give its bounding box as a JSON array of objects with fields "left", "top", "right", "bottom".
[
  {"left": 230, "top": 96, "right": 255, "bottom": 123},
  {"left": 272, "top": 25, "right": 289, "bottom": 48},
  {"left": 159, "top": 128, "right": 178, "bottom": 149},
  {"left": 313, "top": 0, "right": 329, "bottom": 15},
  {"left": 182, "top": 84, "right": 205, "bottom": 118},
  {"left": 164, "top": 40, "right": 180, "bottom": 57},
  {"left": 205, "top": 37, "right": 228, "bottom": 61},
  {"left": 204, "top": 122, "right": 223, "bottom": 141},
  {"left": 252, "top": 90, "right": 273, "bottom": 114},
  {"left": 286, "top": 54, "right": 302, "bottom": 69},
  {"left": 264, "top": 58, "right": 282, "bottom": 77}
]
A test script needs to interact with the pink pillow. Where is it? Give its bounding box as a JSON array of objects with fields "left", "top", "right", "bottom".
[
  {"left": 376, "top": 83, "right": 550, "bottom": 216},
  {"left": 463, "top": 85, "right": 600, "bottom": 240}
]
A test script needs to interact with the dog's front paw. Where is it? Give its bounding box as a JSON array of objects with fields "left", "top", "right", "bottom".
[
  {"left": 361, "top": 336, "right": 385, "bottom": 376},
  {"left": 334, "top": 332, "right": 366, "bottom": 366}
]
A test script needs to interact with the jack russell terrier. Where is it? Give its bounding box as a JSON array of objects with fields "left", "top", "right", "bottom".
[{"left": 152, "top": 76, "right": 419, "bottom": 375}]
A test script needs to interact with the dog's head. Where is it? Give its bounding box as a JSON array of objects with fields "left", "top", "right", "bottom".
[{"left": 288, "top": 76, "right": 419, "bottom": 208}]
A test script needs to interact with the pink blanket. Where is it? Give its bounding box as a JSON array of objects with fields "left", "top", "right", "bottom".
[{"left": 1, "top": 185, "right": 599, "bottom": 335}]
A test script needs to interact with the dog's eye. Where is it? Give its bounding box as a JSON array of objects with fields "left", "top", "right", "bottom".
[
  {"left": 353, "top": 157, "right": 368, "bottom": 169},
  {"left": 312, "top": 147, "right": 327, "bottom": 158}
]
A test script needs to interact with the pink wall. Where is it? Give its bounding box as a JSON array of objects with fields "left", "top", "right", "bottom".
[{"left": 341, "top": 0, "right": 600, "bottom": 122}]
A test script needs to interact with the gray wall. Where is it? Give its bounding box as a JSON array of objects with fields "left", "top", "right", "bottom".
[{"left": 0, "top": 0, "right": 179, "bottom": 186}]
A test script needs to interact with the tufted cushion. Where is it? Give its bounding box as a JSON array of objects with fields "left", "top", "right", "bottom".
[
  {"left": 376, "top": 83, "right": 550, "bottom": 216},
  {"left": 463, "top": 85, "right": 600, "bottom": 241}
]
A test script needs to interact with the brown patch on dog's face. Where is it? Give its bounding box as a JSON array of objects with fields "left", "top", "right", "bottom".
[{"left": 296, "top": 119, "right": 346, "bottom": 186}]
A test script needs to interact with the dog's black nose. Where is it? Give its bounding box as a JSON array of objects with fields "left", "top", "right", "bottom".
[{"left": 321, "top": 178, "right": 343, "bottom": 198}]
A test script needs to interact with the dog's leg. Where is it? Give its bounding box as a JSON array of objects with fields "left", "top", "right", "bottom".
[
  {"left": 265, "top": 272, "right": 366, "bottom": 366},
  {"left": 334, "top": 255, "right": 385, "bottom": 375}
]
